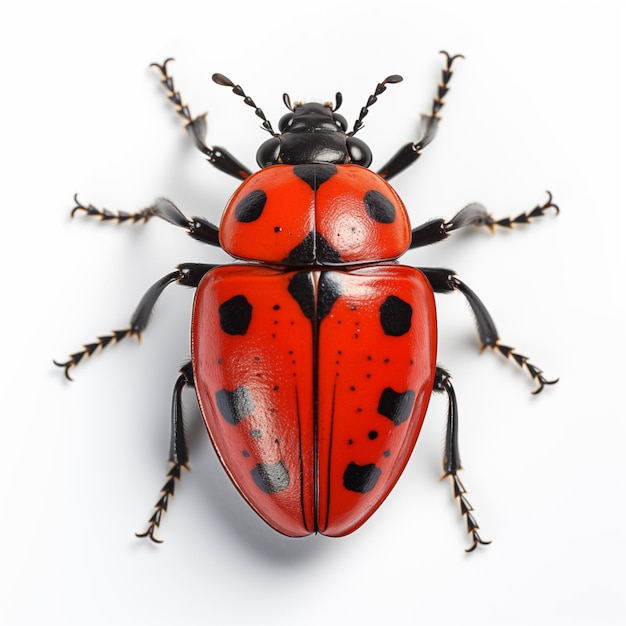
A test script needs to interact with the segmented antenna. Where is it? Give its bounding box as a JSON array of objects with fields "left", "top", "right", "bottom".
[
  {"left": 349, "top": 74, "right": 403, "bottom": 136},
  {"left": 212, "top": 73, "right": 276, "bottom": 135}
]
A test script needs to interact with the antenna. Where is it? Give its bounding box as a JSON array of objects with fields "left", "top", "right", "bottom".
[
  {"left": 348, "top": 74, "right": 403, "bottom": 136},
  {"left": 212, "top": 73, "right": 277, "bottom": 136}
]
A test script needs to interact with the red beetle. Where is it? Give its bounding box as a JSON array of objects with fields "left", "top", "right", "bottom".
[{"left": 56, "top": 53, "right": 558, "bottom": 551}]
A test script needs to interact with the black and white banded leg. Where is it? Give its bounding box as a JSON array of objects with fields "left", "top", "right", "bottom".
[
  {"left": 378, "top": 51, "right": 464, "bottom": 181},
  {"left": 410, "top": 192, "right": 559, "bottom": 249},
  {"left": 422, "top": 267, "right": 558, "bottom": 394},
  {"left": 434, "top": 367, "right": 491, "bottom": 552},
  {"left": 151, "top": 58, "right": 252, "bottom": 181},
  {"left": 70, "top": 195, "right": 221, "bottom": 247},
  {"left": 136, "top": 361, "right": 194, "bottom": 543},
  {"left": 54, "top": 263, "right": 215, "bottom": 379}
]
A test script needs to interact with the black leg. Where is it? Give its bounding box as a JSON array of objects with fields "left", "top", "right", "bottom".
[
  {"left": 71, "top": 194, "right": 221, "bottom": 247},
  {"left": 421, "top": 267, "right": 558, "bottom": 394},
  {"left": 53, "top": 263, "right": 215, "bottom": 379},
  {"left": 377, "top": 51, "right": 463, "bottom": 181},
  {"left": 151, "top": 59, "right": 252, "bottom": 181},
  {"left": 136, "top": 361, "right": 194, "bottom": 544},
  {"left": 433, "top": 367, "right": 491, "bottom": 552},
  {"left": 410, "top": 192, "right": 559, "bottom": 249}
]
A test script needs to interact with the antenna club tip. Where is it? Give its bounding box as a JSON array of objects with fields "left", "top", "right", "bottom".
[{"left": 212, "top": 73, "right": 234, "bottom": 87}]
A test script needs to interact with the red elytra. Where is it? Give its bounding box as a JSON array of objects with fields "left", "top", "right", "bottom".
[
  {"left": 192, "top": 264, "right": 436, "bottom": 537},
  {"left": 191, "top": 162, "right": 437, "bottom": 536}
]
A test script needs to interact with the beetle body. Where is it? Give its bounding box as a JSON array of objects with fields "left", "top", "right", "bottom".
[
  {"left": 193, "top": 263, "right": 436, "bottom": 536},
  {"left": 58, "top": 54, "right": 557, "bottom": 550},
  {"left": 193, "top": 161, "right": 436, "bottom": 536}
]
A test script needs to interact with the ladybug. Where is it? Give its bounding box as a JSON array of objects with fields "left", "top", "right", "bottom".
[{"left": 56, "top": 52, "right": 558, "bottom": 551}]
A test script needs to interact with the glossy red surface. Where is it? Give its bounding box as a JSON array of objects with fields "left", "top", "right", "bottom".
[{"left": 192, "top": 264, "right": 436, "bottom": 536}]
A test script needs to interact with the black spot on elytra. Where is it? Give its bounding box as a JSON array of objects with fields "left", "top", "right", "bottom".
[
  {"left": 379, "top": 295, "right": 412, "bottom": 336},
  {"left": 364, "top": 189, "right": 396, "bottom": 224},
  {"left": 293, "top": 163, "right": 337, "bottom": 190},
  {"left": 318, "top": 272, "right": 343, "bottom": 321},
  {"left": 251, "top": 461, "right": 290, "bottom": 493},
  {"left": 377, "top": 387, "right": 415, "bottom": 426},
  {"left": 288, "top": 271, "right": 315, "bottom": 321},
  {"left": 235, "top": 189, "right": 267, "bottom": 222},
  {"left": 285, "top": 231, "right": 342, "bottom": 264},
  {"left": 219, "top": 295, "right": 252, "bottom": 335},
  {"left": 316, "top": 233, "right": 343, "bottom": 264},
  {"left": 215, "top": 386, "right": 255, "bottom": 425},
  {"left": 343, "top": 461, "right": 381, "bottom": 494},
  {"left": 285, "top": 232, "right": 314, "bottom": 264}
]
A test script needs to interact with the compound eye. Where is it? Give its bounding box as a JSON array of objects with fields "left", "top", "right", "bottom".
[
  {"left": 346, "top": 136, "right": 372, "bottom": 167},
  {"left": 333, "top": 113, "right": 348, "bottom": 131},
  {"left": 256, "top": 137, "right": 281, "bottom": 167},
  {"left": 278, "top": 112, "right": 294, "bottom": 133}
]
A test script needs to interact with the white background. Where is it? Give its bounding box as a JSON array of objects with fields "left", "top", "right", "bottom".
[{"left": 1, "top": 1, "right": 624, "bottom": 624}]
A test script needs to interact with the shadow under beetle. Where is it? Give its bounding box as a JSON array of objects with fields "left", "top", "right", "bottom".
[{"left": 56, "top": 52, "right": 558, "bottom": 551}]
